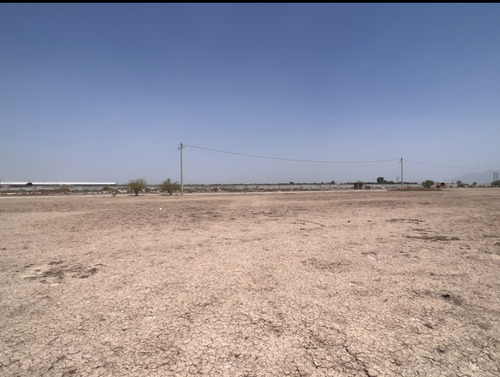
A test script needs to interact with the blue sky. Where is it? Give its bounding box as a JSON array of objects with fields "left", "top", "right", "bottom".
[{"left": 1, "top": 4, "right": 499, "bottom": 184}]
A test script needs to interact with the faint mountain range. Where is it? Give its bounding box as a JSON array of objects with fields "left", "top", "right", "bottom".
[{"left": 453, "top": 170, "right": 498, "bottom": 184}]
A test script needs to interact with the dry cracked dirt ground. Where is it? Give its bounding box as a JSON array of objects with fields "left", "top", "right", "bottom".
[{"left": 0, "top": 189, "right": 499, "bottom": 376}]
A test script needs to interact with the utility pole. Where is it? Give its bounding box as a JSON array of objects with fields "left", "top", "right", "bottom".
[
  {"left": 400, "top": 157, "right": 404, "bottom": 190},
  {"left": 179, "top": 143, "right": 184, "bottom": 195}
]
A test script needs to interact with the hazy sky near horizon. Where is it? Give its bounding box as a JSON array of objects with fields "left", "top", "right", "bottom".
[{"left": 1, "top": 4, "right": 499, "bottom": 184}]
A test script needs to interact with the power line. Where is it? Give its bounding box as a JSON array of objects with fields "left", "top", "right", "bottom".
[
  {"left": 183, "top": 144, "right": 399, "bottom": 164},
  {"left": 404, "top": 159, "right": 485, "bottom": 170}
]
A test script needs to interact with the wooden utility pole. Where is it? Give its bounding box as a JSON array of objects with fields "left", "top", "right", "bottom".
[
  {"left": 179, "top": 143, "right": 184, "bottom": 195},
  {"left": 400, "top": 157, "right": 404, "bottom": 190}
]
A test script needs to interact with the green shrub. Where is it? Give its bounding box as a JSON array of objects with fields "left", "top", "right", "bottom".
[
  {"left": 160, "top": 178, "right": 181, "bottom": 195},
  {"left": 129, "top": 179, "right": 147, "bottom": 196},
  {"left": 422, "top": 180, "right": 435, "bottom": 188}
]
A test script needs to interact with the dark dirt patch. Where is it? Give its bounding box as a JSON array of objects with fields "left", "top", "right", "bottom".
[
  {"left": 24, "top": 264, "right": 99, "bottom": 281},
  {"left": 387, "top": 218, "right": 425, "bottom": 224},
  {"left": 301, "top": 257, "right": 350, "bottom": 272},
  {"left": 406, "top": 235, "right": 460, "bottom": 241}
]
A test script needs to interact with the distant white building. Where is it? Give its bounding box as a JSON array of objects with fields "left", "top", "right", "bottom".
[{"left": 0, "top": 182, "right": 116, "bottom": 186}]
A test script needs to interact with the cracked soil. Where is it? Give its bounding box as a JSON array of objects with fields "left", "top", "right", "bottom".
[{"left": 1, "top": 189, "right": 499, "bottom": 376}]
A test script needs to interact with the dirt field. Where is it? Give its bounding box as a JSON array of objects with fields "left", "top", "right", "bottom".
[{"left": 1, "top": 189, "right": 499, "bottom": 376}]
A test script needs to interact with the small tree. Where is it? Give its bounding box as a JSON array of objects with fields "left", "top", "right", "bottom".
[
  {"left": 377, "top": 177, "right": 385, "bottom": 183},
  {"left": 492, "top": 180, "right": 500, "bottom": 187},
  {"left": 422, "top": 180, "right": 434, "bottom": 188},
  {"left": 160, "top": 178, "right": 180, "bottom": 195},
  {"left": 129, "top": 178, "right": 147, "bottom": 196}
]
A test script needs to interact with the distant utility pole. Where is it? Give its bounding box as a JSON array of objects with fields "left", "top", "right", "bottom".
[
  {"left": 400, "top": 157, "right": 404, "bottom": 190},
  {"left": 178, "top": 143, "right": 184, "bottom": 195}
]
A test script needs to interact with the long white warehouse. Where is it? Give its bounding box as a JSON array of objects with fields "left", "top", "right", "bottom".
[{"left": 0, "top": 182, "right": 116, "bottom": 186}]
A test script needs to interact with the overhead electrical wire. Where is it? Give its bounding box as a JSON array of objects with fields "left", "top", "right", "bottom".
[
  {"left": 183, "top": 144, "right": 399, "bottom": 164},
  {"left": 404, "top": 159, "right": 484, "bottom": 170},
  {"left": 183, "top": 145, "right": 488, "bottom": 170}
]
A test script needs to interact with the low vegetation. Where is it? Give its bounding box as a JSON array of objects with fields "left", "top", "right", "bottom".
[
  {"left": 160, "top": 178, "right": 181, "bottom": 195},
  {"left": 422, "top": 180, "right": 435, "bottom": 188},
  {"left": 128, "top": 179, "right": 147, "bottom": 196}
]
